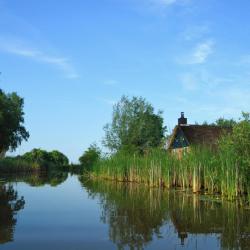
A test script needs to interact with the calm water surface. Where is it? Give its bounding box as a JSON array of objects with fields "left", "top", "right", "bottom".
[{"left": 0, "top": 173, "right": 249, "bottom": 250}]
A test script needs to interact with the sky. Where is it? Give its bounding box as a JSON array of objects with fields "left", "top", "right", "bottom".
[{"left": 1, "top": 0, "right": 250, "bottom": 162}]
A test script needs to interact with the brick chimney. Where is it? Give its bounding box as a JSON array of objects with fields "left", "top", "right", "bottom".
[{"left": 178, "top": 112, "right": 187, "bottom": 125}]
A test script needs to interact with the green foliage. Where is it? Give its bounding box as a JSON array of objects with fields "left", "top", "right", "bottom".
[
  {"left": 103, "top": 96, "right": 166, "bottom": 154},
  {"left": 22, "top": 148, "right": 69, "bottom": 168},
  {"left": 79, "top": 144, "right": 101, "bottom": 171},
  {"left": 91, "top": 111, "right": 250, "bottom": 204},
  {"left": 219, "top": 112, "right": 250, "bottom": 185},
  {"left": 201, "top": 117, "right": 237, "bottom": 127},
  {"left": 0, "top": 156, "right": 41, "bottom": 173},
  {"left": 214, "top": 117, "right": 237, "bottom": 127},
  {"left": 22, "top": 149, "right": 50, "bottom": 166},
  {"left": 48, "top": 150, "right": 69, "bottom": 166},
  {"left": 0, "top": 148, "right": 69, "bottom": 174},
  {"left": 0, "top": 89, "right": 29, "bottom": 154}
]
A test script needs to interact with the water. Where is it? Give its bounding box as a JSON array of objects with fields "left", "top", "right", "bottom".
[{"left": 0, "top": 173, "right": 249, "bottom": 250}]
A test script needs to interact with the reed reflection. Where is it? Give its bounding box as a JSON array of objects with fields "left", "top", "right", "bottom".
[{"left": 81, "top": 178, "right": 250, "bottom": 250}]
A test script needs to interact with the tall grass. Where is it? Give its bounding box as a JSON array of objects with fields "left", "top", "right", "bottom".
[
  {"left": 90, "top": 147, "right": 249, "bottom": 203},
  {"left": 0, "top": 157, "right": 41, "bottom": 173}
]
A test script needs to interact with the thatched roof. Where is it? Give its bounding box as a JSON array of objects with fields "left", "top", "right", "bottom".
[{"left": 168, "top": 125, "right": 231, "bottom": 149}]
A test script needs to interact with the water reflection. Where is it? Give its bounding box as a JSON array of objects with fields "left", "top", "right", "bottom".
[
  {"left": 0, "top": 174, "right": 249, "bottom": 250},
  {"left": 2, "top": 170, "right": 68, "bottom": 187},
  {"left": 81, "top": 178, "right": 250, "bottom": 250},
  {"left": 0, "top": 171, "right": 68, "bottom": 245},
  {"left": 0, "top": 184, "right": 25, "bottom": 244}
]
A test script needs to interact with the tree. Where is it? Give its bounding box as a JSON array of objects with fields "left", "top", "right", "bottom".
[
  {"left": 22, "top": 148, "right": 69, "bottom": 167},
  {"left": 48, "top": 150, "right": 69, "bottom": 166},
  {"left": 79, "top": 144, "right": 101, "bottom": 170},
  {"left": 201, "top": 118, "right": 237, "bottom": 127},
  {"left": 22, "top": 149, "right": 50, "bottom": 165},
  {"left": 103, "top": 96, "right": 166, "bottom": 154},
  {"left": 0, "top": 89, "right": 29, "bottom": 155},
  {"left": 214, "top": 117, "right": 237, "bottom": 128}
]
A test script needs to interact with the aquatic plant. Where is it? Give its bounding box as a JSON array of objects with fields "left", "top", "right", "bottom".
[{"left": 90, "top": 145, "right": 249, "bottom": 203}]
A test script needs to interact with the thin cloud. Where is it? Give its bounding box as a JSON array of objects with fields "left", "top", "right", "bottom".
[
  {"left": 177, "top": 40, "right": 214, "bottom": 65},
  {"left": 180, "top": 69, "right": 235, "bottom": 92},
  {"left": 0, "top": 38, "right": 79, "bottom": 79},
  {"left": 191, "top": 40, "right": 214, "bottom": 64},
  {"left": 182, "top": 25, "right": 210, "bottom": 41}
]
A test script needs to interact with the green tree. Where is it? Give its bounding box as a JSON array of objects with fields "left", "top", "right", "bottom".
[
  {"left": 22, "top": 148, "right": 50, "bottom": 165},
  {"left": 103, "top": 96, "right": 166, "bottom": 154},
  {"left": 0, "top": 89, "right": 29, "bottom": 156},
  {"left": 201, "top": 118, "right": 236, "bottom": 127},
  {"left": 22, "top": 148, "right": 69, "bottom": 167},
  {"left": 79, "top": 144, "right": 101, "bottom": 170},
  {"left": 214, "top": 117, "right": 237, "bottom": 127},
  {"left": 48, "top": 150, "right": 69, "bottom": 166}
]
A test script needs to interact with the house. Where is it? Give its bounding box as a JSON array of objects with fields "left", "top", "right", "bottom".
[{"left": 167, "top": 112, "right": 231, "bottom": 157}]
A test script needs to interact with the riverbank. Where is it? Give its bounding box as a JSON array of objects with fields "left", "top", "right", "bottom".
[
  {"left": 0, "top": 157, "right": 41, "bottom": 173},
  {"left": 0, "top": 157, "right": 76, "bottom": 175},
  {"left": 89, "top": 148, "right": 250, "bottom": 204}
]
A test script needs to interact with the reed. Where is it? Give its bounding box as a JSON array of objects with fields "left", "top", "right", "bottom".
[
  {"left": 91, "top": 147, "right": 249, "bottom": 203},
  {"left": 0, "top": 157, "right": 41, "bottom": 173}
]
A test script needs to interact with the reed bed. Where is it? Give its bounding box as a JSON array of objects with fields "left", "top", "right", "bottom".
[
  {"left": 91, "top": 148, "right": 249, "bottom": 203},
  {"left": 0, "top": 157, "right": 41, "bottom": 173}
]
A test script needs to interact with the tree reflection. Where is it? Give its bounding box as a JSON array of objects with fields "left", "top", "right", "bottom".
[
  {"left": 81, "top": 178, "right": 250, "bottom": 250},
  {"left": 82, "top": 178, "right": 169, "bottom": 250},
  {"left": 169, "top": 193, "right": 250, "bottom": 249},
  {"left": 0, "top": 184, "right": 25, "bottom": 244},
  {"left": 3, "top": 170, "right": 68, "bottom": 187}
]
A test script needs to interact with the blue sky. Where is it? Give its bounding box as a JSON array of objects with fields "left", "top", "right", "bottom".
[{"left": 1, "top": 0, "right": 250, "bottom": 162}]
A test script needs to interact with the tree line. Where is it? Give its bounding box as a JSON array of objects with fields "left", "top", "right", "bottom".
[{"left": 0, "top": 87, "right": 249, "bottom": 173}]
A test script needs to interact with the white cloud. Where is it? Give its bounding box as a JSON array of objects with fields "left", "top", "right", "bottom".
[
  {"left": 178, "top": 40, "right": 214, "bottom": 65},
  {"left": 180, "top": 69, "right": 238, "bottom": 92},
  {"left": 182, "top": 25, "right": 210, "bottom": 41},
  {"left": 0, "top": 38, "right": 79, "bottom": 79},
  {"left": 192, "top": 40, "right": 214, "bottom": 64}
]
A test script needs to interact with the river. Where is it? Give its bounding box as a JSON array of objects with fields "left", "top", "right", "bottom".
[{"left": 0, "top": 173, "right": 249, "bottom": 250}]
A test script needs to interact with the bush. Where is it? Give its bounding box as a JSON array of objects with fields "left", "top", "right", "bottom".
[{"left": 79, "top": 144, "right": 101, "bottom": 171}]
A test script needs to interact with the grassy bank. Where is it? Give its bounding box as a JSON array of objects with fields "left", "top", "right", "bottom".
[
  {"left": 90, "top": 148, "right": 250, "bottom": 203},
  {"left": 0, "top": 157, "right": 41, "bottom": 173}
]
